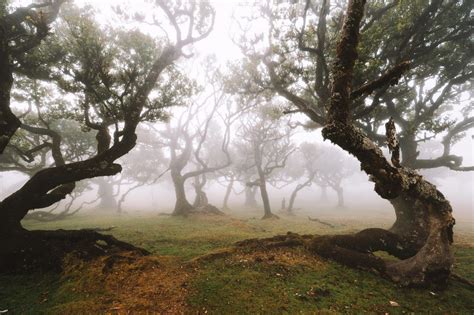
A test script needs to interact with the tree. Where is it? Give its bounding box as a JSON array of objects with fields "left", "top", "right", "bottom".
[
  {"left": 278, "top": 142, "right": 318, "bottom": 214},
  {"left": 115, "top": 125, "right": 170, "bottom": 214},
  {"left": 232, "top": 0, "right": 469, "bottom": 286},
  {"left": 0, "top": 0, "right": 215, "bottom": 271},
  {"left": 238, "top": 106, "right": 295, "bottom": 219},
  {"left": 162, "top": 87, "right": 233, "bottom": 216},
  {"left": 312, "top": 144, "right": 356, "bottom": 208},
  {"left": 308, "top": 0, "right": 455, "bottom": 286}
]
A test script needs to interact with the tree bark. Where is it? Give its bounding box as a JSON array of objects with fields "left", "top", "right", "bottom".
[
  {"left": 171, "top": 167, "right": 193, "bottom": 216},
  {"left": 193, "top": 187, "right": 209, "bottom": 208},
  {"left": 192, "top": 175, "right": 209, "bottom": 208},
  {"left": 257, "top": 169, "right": 278, "bottom": 220},
  {"left": 0, "top": 28, "right": 19, "bottom": 153},
  {"left": 287, "top": 177, "right": 313, "bottom": 214},
  {"left": 287, "top": 186, "right": 302, "bottom": 214},
  {"left": 307, "top": 0, "right": 455, "bottom": 287},
  {"left": 399, "top": 135, "right": 419, "bottom": 168}
]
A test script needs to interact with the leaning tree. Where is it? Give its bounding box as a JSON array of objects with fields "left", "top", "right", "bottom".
[
  {"left": 312, "top": 143, "right": 356, "bottom": 208},
  {"left": 232, "top": 0, "right": 469, "bottom": 286},
  {"left": 0, "top": 0, "right": 215, "bottom": 271},
  {"left": 115, "top": 125, "right": 170, "bottom": 214},
  {"left": 277, "top": 142, "right": 319, "bottom": 215},
  {"left": 1, "top": 76, "right": 98, "bottom": 221},
  {"left": 305, "top": 0, "right": 457, "bottom": 287}
]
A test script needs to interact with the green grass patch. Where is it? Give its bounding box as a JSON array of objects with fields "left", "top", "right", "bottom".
[
  {"left": 0, "top": 212, "right": 471, "bottom": 313},
  {"left": 188, "top": 256, "right": 474, "bottom": 314}
]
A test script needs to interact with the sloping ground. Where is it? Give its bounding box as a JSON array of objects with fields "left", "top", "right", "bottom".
[
  {"left": 187, "top": 243, "right": 474, "bottom": 314},
  {"left": 0, "top": 253, "right": 192, "bottom": 314},
  {"left": 0, "top": 212, "right": 473, "bottom": 314}
]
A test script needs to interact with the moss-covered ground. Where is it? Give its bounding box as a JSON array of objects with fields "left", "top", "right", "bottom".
[{"left": 0, "top": 210, "right": 472, "bottom": 314}]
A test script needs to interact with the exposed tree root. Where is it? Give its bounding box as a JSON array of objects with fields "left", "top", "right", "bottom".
[
  {"left": 0, "top": 229, "right": 148, "bottom": 273},
  {"left": 235, "top": 232, "right": 314, "bottom": 250},
  {"left": 234, "top": 229, "right": 458, "bottom": 288},
  {"left": 308, "top": 216, "right": 335, "bottom": 228},
  {"left": 450, "top": 273, "right": 474, "bottom": 289}
]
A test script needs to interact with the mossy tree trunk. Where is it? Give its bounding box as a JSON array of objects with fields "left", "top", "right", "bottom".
[{"left": 296, "top": 0, "right": 454, "bottom": 287}]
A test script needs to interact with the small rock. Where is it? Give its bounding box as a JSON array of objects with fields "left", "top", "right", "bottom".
[{"left": 389, "top": 301, "right": 400, "bottom": 307}]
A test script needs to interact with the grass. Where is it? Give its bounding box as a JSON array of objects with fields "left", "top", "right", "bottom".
[
  {"left": 0, "top": 210, "right": 472, "bottom": 314},
  {"left": 188, "top": 255, "right": 474, "bottom": 314}
]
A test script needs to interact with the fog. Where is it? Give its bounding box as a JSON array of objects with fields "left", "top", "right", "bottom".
[{"left": 1, "top": 0, "right": 473, "bottom": 225}]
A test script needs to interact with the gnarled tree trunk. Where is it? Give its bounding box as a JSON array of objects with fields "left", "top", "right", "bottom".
[
  {"left": 171, "top": 168, "right": 193, "bottom": 216},
  {"left": 257, "top": 170, "right": 278, "bottom": 220},
  {"left": 292, "top": 0, "right": 455, "bottom": 287},
  {"left": 192, "top": 175, "right": 209, "bottom": 208}
]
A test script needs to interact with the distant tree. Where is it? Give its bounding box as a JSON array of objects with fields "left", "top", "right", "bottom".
[
  {"left": 278, "top": 142, "right": 318, "bottom": 215},
  {"left": 115, "top": 125, "right": 170, "bottom": 214},
  {"left": 162, "top": 86, "right": 234, "bottom": 216},
  {"left": 312, "top": 144, "right": 356, "bottom": 208},
  {"left": 238, "top": 107, "right": 295, "bottom": 219}
]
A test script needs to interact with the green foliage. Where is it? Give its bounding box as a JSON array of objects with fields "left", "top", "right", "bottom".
[{"left": 230, "top": 0, "right": 473, "bottom": 157}]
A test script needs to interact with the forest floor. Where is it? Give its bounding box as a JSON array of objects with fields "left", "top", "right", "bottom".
[{"left": 0, "top": 208, "right": 473, "bottom": 314}]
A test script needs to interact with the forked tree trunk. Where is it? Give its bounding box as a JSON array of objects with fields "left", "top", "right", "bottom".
[
  {"left": 307, "top": 0, "right": 455, "bottom": 287},
  {"left": 193, "top": 185, "right": 209, "bottom": 208}
]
